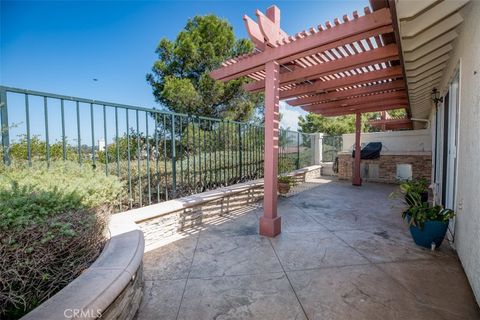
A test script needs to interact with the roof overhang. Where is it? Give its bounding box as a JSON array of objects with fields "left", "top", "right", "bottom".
[{"left": 393, "top": 0, "right": 470, "bottom": 126}]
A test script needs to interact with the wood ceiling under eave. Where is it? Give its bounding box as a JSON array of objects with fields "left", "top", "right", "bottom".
[
  {"left": 394, "top": 0, "right": 470, "bottom": 125},
  {"left": 211, "top": 5, "right": 410, "bottom": 119}
]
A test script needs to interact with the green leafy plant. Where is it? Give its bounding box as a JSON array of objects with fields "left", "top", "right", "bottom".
[
  {"left": 390, "top": 177, "right": 429, "bottom": 206},
  {"left": 278, "top": 156, "right": 297, "bottom": 175},
  {"left": 278, "top": 175, "right": 295, "bottom": 185},
  {"left": 403, "top": 192, "right": 455, "bottom": 229},
  {"left": 398, "top": 177, "right": 429, "bottom": 196}
]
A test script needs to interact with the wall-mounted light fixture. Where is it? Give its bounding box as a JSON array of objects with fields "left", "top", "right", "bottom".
[{"left": 431, "top": 87, "right": 443, "bottom": 104}]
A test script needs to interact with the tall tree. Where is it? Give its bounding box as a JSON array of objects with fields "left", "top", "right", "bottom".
[
  {"left": 147, "top": 15, "right": 263, "bottom": 121},
  {"left": 298, "top": 113, "right": 379, "bottom": 135}
]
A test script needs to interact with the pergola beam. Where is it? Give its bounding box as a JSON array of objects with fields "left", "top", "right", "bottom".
[
  {"left": 210, "top": 8, "right": 393, "bottom": 82},
  {"left": 353, "top": 112, "right": 362, "bottom": 186},
  {"left": 319, "top": 101, "right": 407, "bottom": 116},
  {"left": 245, "top": 44, "right": 399, "bottom": 91},
  {"left": 302, "top": 91, "right": 406, "bottom": 111},
  {"left": 288, "top": 80, "right": 405, "bottom": 106},
  {"left": 279, "top": 66, "right": 403, "bottom": 99}
]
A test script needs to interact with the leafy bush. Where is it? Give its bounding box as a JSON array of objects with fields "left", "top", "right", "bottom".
[
  {"left": 277, "top": 175, "right": 295, "bottom": 185},
  {"left": 399, "top": 178, "right": 429, "bottom": 196},
  {"left": 278, "top": 155, "right": 297, "bottom": 175},
  {"left": 0, "top": 162, "right": 125, "bottom": 319},
  {"left": 390, "top": 178, "right": 429, "bottom": 206},
  {"left": 403, "top": 193, "right": 455, "bottom": 229},
  {"left": 9, "top": 135, "right": 78, "bottom": 162},
  {"left": 0, "top": 162, "right": 125, "bottom": 209}
]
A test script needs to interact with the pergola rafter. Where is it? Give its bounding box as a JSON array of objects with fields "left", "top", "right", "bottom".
[
  {"left": 244, "top": 43, "right": 399, "bottom": 91},
  {"left": 279, "top": 66, "right": 403, "bottom": 99},
  {"left": 287, "top": 79, "right": 405, "bottom": 106},
  {"left": 300, "top": 90, "right": 406, "bottom": 111},
  {"left": 210, "top": 2, "right": 409, "bottom": 237},
  {"left": 211, "top": 7, "right": 393, "bottom": 81},
  {"left": 321, "top": 100, "right": 408, "bottom": 116}
]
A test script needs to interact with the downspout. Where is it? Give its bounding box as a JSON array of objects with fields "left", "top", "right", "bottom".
[
  {"left": 411, "top": 118, "right": 430, "bottom": 129},
  {"left": 432, "top": 103, "right": 439, "bottom": 204}
]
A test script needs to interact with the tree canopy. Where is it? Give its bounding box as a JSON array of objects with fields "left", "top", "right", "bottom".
[
  {"left": 298, "top": 108, "right": 408, "bottom": 135},
  {"left": 298, "top": 113, "right": 381, "bottom": 135},
  {"left": 147, "top": 15, "right": 263, "bottom": 122}
]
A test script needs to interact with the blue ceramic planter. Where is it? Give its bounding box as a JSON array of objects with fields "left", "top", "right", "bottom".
[{"left": 406, "top": 215, "right": 449, "bottom": 248}]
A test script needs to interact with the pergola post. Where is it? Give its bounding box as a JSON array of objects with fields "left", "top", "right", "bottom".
[
  {"left": 380, "top": 111, "right": 387, "bottom": 131},
  {"left": 259, "top": 60, "right": 281, "bottom": 237},
  {"left": 353, "top": 112, "right": 362, "bottom": 186}
]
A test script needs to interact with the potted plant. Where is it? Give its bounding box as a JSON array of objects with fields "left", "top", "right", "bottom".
[
  {"left": 403, "top": 193, "right": 455, "bottom": 249},
  {"left": 399, "top": 178, "right": 429, "bottom": 205},
  {"left": 278, "top": 175, "right": 295, "bottom": 195}
]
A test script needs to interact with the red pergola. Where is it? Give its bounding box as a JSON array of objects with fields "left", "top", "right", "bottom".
[{"left": 210, "top": 1, "right": 408, "bottom": 237}]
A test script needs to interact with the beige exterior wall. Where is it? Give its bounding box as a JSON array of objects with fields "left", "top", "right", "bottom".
[
  {"left": 342, "top": 129, "right": 431, "bottom": 153},
  {"left": 435, "top": 1, "right": 480, "bottom": 303}
]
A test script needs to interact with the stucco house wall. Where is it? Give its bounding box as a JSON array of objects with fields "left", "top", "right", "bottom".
[
  {"left": 434, "top": 1, "right": 480, "bottom": 303},
  {"left": 342, "top": 129, "right": 431, "bottom": 152}
]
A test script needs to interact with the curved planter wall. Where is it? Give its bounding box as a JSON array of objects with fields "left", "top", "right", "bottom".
[{"left": 22, "top": 218, "right": 145, "bottom": 320}]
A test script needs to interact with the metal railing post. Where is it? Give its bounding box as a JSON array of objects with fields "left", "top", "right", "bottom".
[
  {"left": 90, "top": 103, "right": 95, "bottom": 167},
  {"left": 0, "top": 88, "right": 9, "bottom": 165},
  {"left": 0, "top": 89, "right": 10, "bottom": 165},
  {"left": 238, "top": 124, "right": 243, "bottom": 179},
  {"left": 76, "top": 101, "right": 82, "bottom": 164},
  {"left": 61, "top": 99, "right": 66, "bottom": 161},
  {"left": 44, "top": 97, "right": 50, "bottom": 167},
  {"left": 314, "top": 133, "right": 324, "bottom": 165},
  {"left": 26, "top": 94, "right": 32, "bottom": 165},
  {"left": 171, "top": 113, "right": 177, "bottom": 197},
  {"left": 296, "top": 131, "right": 300, "bottom": 169}
]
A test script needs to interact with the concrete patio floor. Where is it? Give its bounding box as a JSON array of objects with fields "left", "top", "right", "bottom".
[{"left": 135, "top": 178, "right": 480, "bottom": 320}]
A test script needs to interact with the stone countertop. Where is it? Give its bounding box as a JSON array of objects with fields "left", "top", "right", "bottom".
[{"left": 338, "top": 151, "right": 431, "bottom": 156}]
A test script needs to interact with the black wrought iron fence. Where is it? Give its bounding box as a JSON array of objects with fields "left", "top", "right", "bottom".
[{"left": 0, "top": 86, "right": 315, "bottom": 208}]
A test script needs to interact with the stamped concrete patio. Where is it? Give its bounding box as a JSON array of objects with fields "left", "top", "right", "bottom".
[{"left": 135, "top": 178, "right": 480, "bottom": 320}]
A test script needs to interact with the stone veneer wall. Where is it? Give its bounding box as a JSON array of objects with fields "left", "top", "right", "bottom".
[
  {"left": 140, "top": 166, "right": 321, "bottom": 245},
  {"left": 337, "top": 153, "right": 431, "bottom": 183},
  {"left": 140, "top": 185, "right": 264, "bottom": 244},
  {"left": 101, "top": 264, "right": 144, "bottom": 320}
]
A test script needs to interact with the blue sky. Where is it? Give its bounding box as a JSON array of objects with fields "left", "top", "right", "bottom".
[{"left": 1, "top": 0, "right": 368, "bottom": 141}]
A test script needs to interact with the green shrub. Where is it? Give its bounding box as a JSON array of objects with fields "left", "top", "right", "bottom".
[
  {"left": 402, "top": 192, "right": 455, "bottom": 229},
  {"left": 277, "top": 175, "right": 295, "bottom": 185},
  {"left": 0, "top": 162, "right": 125, "bottom": 209},
  {"left": 278, "top": 155, "right": 297, "bottom": 175},
  {"left": 0, "top": 161, "right": 125, "bottom": 319}
]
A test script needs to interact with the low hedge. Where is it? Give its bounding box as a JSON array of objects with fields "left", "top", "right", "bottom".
[{"left": 0, "top": 162, "right": 125, "bottom": 319}]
